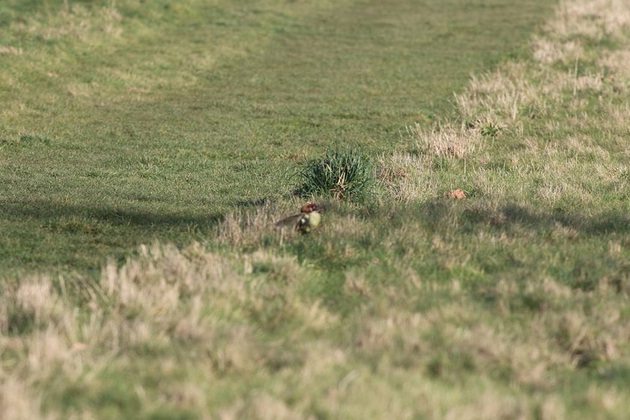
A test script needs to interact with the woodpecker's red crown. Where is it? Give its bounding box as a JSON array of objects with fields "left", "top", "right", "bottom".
[{"left": 300, "top": 203, "right": 319, "bottom": 213}]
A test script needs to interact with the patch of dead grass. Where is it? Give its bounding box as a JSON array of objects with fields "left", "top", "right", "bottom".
[
  {"left": 0, "top": 242, "right": 346, "bottom": 417},
  {"left": 409, "top": 122, "right": 482, "bottom": 159},
  {"left": 550, "top": 0, "right": 630, "bottom": 41},
  {"left": 0, "top": 377, "right": 50, "bottom": 420},
  {"left": 16, "top": 3, "right": 123, "bottom": 42},
  {"left": 456, "top": 62, "right": 539, "bottom": 123},
  {"left": 533, "top": 37, "right": 584, "bottom": 65},
  {"left": 375, "top": 152, "right": 437, "bottom": 202},
  {"left": 0, "top": 46, "right": 23, "bottom": 56},
  {"left": 217, "top": 202, "right": 285, "bottom": 247},
  {"left": 3, "top": 229, "right": 630, "bottom": 418},
  {"left": 444, "top": 391, "right": 529, "bottom": 420},
  {"left": 378, "top": 0, "right": 630, "bottom": 205}
]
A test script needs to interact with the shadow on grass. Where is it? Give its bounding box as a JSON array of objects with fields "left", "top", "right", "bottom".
[
  {"left": 4, "top": 196, "right": 629, "bottom": 239},
  {"left": 0, "top": 198, "right": 232, "bottom": 274},
  {"left": 465, "top": 203, "right": 630, "bottom": 236},
  {"left": 0, "top": 199, "right": 224, "bottom": 229},
  {"left": 411, "top": 199, "right": 630, "bottom": 237},
  {"left": 234, "top": 197, "right": 272, "bottom": 209}
]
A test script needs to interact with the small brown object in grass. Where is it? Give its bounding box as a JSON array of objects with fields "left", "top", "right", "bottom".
[{"left": 445, "top": 189, "right": 466, "bottom": 199}]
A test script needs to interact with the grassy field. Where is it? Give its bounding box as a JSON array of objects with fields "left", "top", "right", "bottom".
[
  {"left": 3, "top": 0, "right": 630, "bottom": 418},
  {"left": 1, "top": 0, "right": 551, "bottom": 276}
]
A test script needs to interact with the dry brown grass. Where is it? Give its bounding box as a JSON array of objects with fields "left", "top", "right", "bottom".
[
  {"left": 551, "top": 0, "right": 630, "bottom": 41},
  {"left": 375, "top": 152, "right": 437, "bottom": 202},
  {"left": 0, "top": 243, "right": 343, "bottom": 418},
  {"left": 216, "top": 200, "right": 332, "bottom": 247},
  {"left": 456, "top": 62, "right": 539, "bottom": 124},
  {"left": 377, "top": 0, "right": 630, "bottom": 209},
  {"left": 462, "top": 0, "right": 629, "bottom": 122},
  {"left": 0, "top": 46, "right": 23, "bottom": 56},
  {"left": 16, "top": 3, "right": 124, "bottom": 42},
  {"left": 409, "top": 122, "right": 482, "bottom": 159},
  {"left": 217, "top": 201, "right": 281, "bottom": 247},
  {"left": 3, "top": 237, "right": 630, "bottom": 418}
]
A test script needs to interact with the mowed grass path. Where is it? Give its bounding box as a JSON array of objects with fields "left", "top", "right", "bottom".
[{"left": 0, "top": 0, "right": 553, "bottom": 275}]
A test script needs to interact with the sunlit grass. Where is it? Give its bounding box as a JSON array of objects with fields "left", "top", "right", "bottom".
[
  {"left": 0, "top": 0, "right": 554, "bottom": 275},
  {"left": 298, "top": 148, "right": 375, "bottom": 201}
]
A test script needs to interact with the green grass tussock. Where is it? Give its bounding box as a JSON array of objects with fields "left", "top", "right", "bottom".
[{"left": 298, "top": 148, "right": 375, "bottom": 202}]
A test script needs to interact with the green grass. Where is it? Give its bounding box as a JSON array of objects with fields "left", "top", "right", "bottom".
[
  {"left": 5, "top": 0, "right": 630, "bottom": 418},
  {"left": 1, "top": 0, "right": 552, "bottom": 276},
  {"left": 298, "top": 148, "right": 374, "bottom": 201}
]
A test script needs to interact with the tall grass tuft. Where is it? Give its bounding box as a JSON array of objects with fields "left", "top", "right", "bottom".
[{"left": 298, "top": 148, "right": 374, "bottom": 202}]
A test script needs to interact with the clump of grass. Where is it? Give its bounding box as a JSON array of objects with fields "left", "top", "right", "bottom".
[
  {"left": 408, "top": 122, "right": 481, "bottom": 159},
  {"left": 375, "top": 152, "right": 439, "bottom": 203},
  {"left": 298, "top": 148, "right": 374, "bottom": 202}
]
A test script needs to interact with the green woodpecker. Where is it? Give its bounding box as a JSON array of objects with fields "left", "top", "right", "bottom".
[{"left": 275, "top": 203, "right": 321, "bottom": 234}]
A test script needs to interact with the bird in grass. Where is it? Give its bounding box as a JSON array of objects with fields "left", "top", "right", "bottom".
[{"left": 275, "top": 203, "right": 321, "bottom": 234}]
